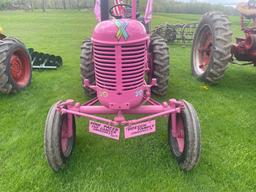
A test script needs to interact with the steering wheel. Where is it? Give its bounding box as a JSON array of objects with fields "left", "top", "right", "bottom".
[
  {"left": 248, "top": 0, "right": 256, "bottom": 8},
  {"left": 109, "top": 4, "right": 132, "bottom": 19}
]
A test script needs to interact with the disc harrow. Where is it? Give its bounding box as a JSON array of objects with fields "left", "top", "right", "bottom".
[
  {"left": 28, "top": 48, "right": 63, "bottom": 70},
  {"left": 152, "top": 23, "right": 198, "bottom": 44}
]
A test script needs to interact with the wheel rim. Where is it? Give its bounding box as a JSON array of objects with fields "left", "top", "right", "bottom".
[
  {"left": 175, "top": 114, "right": 185, "bottom": 153},
  {"left": 171, "top": 113, "right": 185, "bottom": 155},
  {"left": 61, "top": 114, "right": 73, "bottom": 157},
  {"left": 194, "top": 25, "right": 213, "bottom": 75},
  {"left": 10, "top": 49, "right": 31, "bottom": 87}
]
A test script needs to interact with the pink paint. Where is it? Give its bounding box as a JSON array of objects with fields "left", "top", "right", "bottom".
[
  {"left": 56, "top": 1, "right": 186, "bottom": 141},
  {"left": 61, "top": 115, "right": 68, "bottom": 153},
  {"left": 132, "top": 0, "right": 137, "bottom": 19},
  {"left": 92, "top": 19, "right": 148, "bottom": 110},
  {"left": 92, "top": 19, "right": 148, "bottom": 44},
  {"left": 60, "top": 99, "right": 183, "bottom": 125},
  {"left": 94, "top": 0, "right": 101, "bottom": 22},
  {"left": 61, "top": 114, "right": 73, "bottom": 155},
  {"left": 125, "top": 120, "right": 156, "bottom": 139},
  {"left": 144, "top": 0, "right": 153, "bottom": 24},
  {"left": 176, "top": 115, "right": 185, "bottom": 153},
  {"left": 89, "top": 120, "right": 120, "bottom": 140}
]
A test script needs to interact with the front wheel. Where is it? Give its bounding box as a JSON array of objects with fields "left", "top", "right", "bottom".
[
  {"left": 44, "top": 102, "right": 76, "bottom": 172},
  {"left": 168, "top": 100, "right": 201, "bottom": 171}
]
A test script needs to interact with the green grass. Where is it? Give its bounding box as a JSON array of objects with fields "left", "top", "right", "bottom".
[{"left": 0, "top": 10, "right": 256, "bottom": 192}]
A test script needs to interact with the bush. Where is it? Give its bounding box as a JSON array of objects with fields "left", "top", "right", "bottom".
[{"left": 141, "top": 0, "right": 238, "bottom": 16}]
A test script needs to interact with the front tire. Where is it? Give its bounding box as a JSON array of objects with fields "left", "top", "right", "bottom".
[
  {"left": 0, "top": 37, "right": 32, "bottom": 94},
  {"left": 168, "top": 100, "right": 201, "bottom": 171},
  {"left": 191, "top": 12, "right": 232, "bottom": 84},
  {"left": 44, "top": 102, "right": 76, "bottom": 172}
]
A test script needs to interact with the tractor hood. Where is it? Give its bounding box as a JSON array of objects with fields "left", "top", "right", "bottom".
[{"left": 92, "top": 19, "right": 148, "bottom": 44}]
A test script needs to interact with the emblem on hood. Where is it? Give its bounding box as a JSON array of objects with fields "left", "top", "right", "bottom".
[{"left": 115, "top": 20, "right": 129, "bottom": 41}]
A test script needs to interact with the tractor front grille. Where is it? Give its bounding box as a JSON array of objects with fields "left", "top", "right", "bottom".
[
  {"left": 93, "top": 42, "right": 146, "bottom": 91},
  {"left": 93, "top": 44, "right": 116, "bottom": 91},
  {"left": 121, "top": 43, "right": 146, "bottom": 91}
]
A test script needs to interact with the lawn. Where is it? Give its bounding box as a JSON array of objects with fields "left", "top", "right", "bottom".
[{"left": 0, "top": 10, "right": 256, "bottom": 192}]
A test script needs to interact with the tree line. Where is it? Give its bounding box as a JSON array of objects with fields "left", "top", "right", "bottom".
[
  {"left": 0, "top": 0, "right": 95, "bottom": 11},
  {"left": 0, "top": 0, "right": 238, "bottom": 15},
  {"left": 155, "top": 1, "right": 237, "bottom": 16}
]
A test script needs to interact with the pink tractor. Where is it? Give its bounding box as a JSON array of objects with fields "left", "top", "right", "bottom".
[
  {"left": 192, "top": 0, "right": 256, "bottom": 84},
  {"left": 44, "top": 0, "right": 201, "bottom": 172}
]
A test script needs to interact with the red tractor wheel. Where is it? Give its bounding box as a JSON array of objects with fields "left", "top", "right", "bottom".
[
  {"left": 0, "top": 37, "right": 32, "bottom": 94},
  {"left": 44, "top": 102, "right": 76, "bottom": 172},
  {"left": 191, "top": 12, "right": 232, "bottom": 84},
  {"left": 168, "top": 100, "right": 201, "bottom": 171},
  {"left": 80, "top": 39, "right": 96, "bottom": 97}
]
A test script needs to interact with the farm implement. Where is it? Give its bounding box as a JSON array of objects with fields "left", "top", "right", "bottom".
[
  {"left": 152, "top": 23, "right": 198, "bottom": 44},
  {"left": 28, "top": 48, "right": 62, "bottom": 70},
  {"left": 44, "top": 0, "right": 201, "bottom": 172},
  {"left": 192, "top": 0, "right": 256, "bottom": 84}
]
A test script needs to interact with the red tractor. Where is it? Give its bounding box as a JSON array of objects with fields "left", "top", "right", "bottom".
[
  {"left": 44, "top": 0, "right": 201, "bottom": 172},
  {"left": 192, "top": 0, "right": 256, "bottom": 84},
  {"left": 0, "top": 31, "right": 32, "bottom": 94}
]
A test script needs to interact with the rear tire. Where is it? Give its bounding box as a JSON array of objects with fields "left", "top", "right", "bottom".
[
  {"left": 44, "top": 102, "right": 76, "bottom": 172},
  {"left": 149, "top": 35, "right": 170, "bottom": 96},
  {"left": 191, "top": 12, "right": 233, "bottom": 84},
  {"left": 168, "top": 100, "right": 201, "bottom": 171},
  {"left": 0, "top": 37, "right": 32, "bottom": 94},
  {"left": 80, "top": 39, "right": 96, "bottom": 97}
]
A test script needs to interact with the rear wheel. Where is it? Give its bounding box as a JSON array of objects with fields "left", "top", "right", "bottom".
[
  {"left": 168, "top": 100, "right": 201, "bottom": 171},
  {"left": 191, "top": 12, "right": 232, "bottom": 84},
  {"left": 80, "top": 39, "right": 96, "bottom": 97},
  {"left": 149, "top": 35, "right": 170, "bottom": 96},
  {"left": 0, "top": 37, "right": 32, "bottom": 94},
  {"left": 44, "top": 102, "right": 76, "bottom": 172}
]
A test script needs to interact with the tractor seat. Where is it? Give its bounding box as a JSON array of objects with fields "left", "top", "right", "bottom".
[
  {"left": 237, "top": 2, "right": 256, "bottom": 18},
  {"left": 125, "top": 7, "right": 140, "bottom": 18}
]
